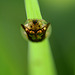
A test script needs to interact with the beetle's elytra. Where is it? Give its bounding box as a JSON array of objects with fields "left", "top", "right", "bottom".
[{"left": 21, "top": 19, "right": 51, "bottom": 42}]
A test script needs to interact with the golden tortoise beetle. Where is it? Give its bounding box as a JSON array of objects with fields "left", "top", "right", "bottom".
[{"left": 21, "top": 19, "right": 51, "bottom": 42}]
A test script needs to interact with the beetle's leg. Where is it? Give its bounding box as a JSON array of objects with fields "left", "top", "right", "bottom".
[
  {"left": 46, "top": 23, "right": 50, "bottom": 29},
  {"left": 21, "top": 24, "right": 25, "bottom": 30}
]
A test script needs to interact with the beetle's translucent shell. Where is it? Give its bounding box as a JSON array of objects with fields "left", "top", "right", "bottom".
[{"left": 21, "top": 19, "right": 51, "bottom": 42}]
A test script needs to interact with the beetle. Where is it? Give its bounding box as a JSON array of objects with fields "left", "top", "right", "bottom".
[{"left": 21, "top": 19, "right": 51, "bottom": 42}]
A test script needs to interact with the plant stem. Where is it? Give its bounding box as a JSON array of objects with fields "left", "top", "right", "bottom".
[
  {"left": 25, "top": 0, "right": 42, "bottom": 19},
  {"left": 25, "top": 0, "right": 57, "bottom": 75}
]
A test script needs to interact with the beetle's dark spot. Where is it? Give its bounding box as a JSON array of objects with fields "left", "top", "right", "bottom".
[
  {"left": 33, "top": 20, "right": 37, "bottom": 24},
  {"left": 39, "top": 25, "right": 40, "bottom": 27},
  {"left": 31, "top": 25, "right": 32, "bottom": 28}
]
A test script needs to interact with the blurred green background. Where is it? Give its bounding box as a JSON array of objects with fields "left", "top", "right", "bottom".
[{"left": 0, "top": 0, "right": 75, "bottom": 75}]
